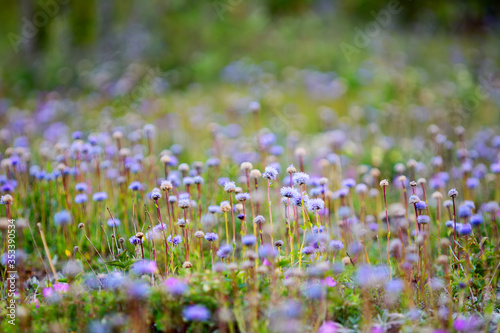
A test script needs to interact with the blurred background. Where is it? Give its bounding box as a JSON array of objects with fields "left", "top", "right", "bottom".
[{"left": 1, "top": 0, "right": 499, "bottom": 97}]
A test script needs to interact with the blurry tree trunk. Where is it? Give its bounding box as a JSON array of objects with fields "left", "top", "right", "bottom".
[{"left": 69, "top": 0, "right": 96, "bottom": 47}]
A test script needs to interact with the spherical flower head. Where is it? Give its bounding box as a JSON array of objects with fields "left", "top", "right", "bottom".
[
  {"left": 220, "top": 201, "right": 231, "bottom": 213},
  {"left": 54, "top": 210, "right": 71, "bottom": 226},
  {"left": 235, "top": 193, "right": 250, "bottom": 202},
  {"left": 417, "top": 215, "right": 431, "bottom": 225},
  {"left": 183, "top": 177, "right": 194, "bottom": 186},
  {"left": 302, "top": 246, "right": 315, "bottom": 255},
  {"left": 176, "top": 219, "right": 187, "bottom": 228},
  {"left": 208, "top": 205, "right": 221, "bottom": 214},
  {"left": 274, "top": 240, "right": 284, "bottom": 247},
  {"left": 183, "top": 305, "right": 210, "bottom": 321},
  {"left": 107, "top": 218, "right": 120, "bottom": 227},
  {"left": 242, "top": 235, "right": 256, "bottom": 246},
  {"left": 444, "top": 220, "right": 454, "bottom": 228},
  {"left": 466, "top": 177, "right": 479, "bottom": 189},
  {"left": 431, "top": 191, "right": 443, "bottom": 200},
  {"left": 250, "top": 169, "right": 262, "bottom": 179},
  {"left": 307, "top": 198, "right": 325, "bottom": 212},
  {"left": 286, "top": 164, "right": 297, "bottom": 174},
  {"left": 470, "top": 214, "right": 484, "bottom": 226},
  {"left": 415, "top": 201, "right": 427, "bottom": 211},
  {"left": 379, "top": 179, "right": 389, "bottom": 187},
  {"left": 151, "top": 190, "right": 162, "bottom": 200},
  {"left": 194, "top": 231, "right": 205, "bottom": 238},
  {"left": 74, "top": 193, "right": 88, "bottom": 204},
  {"left": 75, "top": 182, "right": 87, "bottom": 192},
  {"left": 458, "top": 205, "right": 472, "bottom": 218},
  {"left": 168, "top": 235, "right": 183, "bottom": 245},
  {"left": 128, "top": 181, "right": 143, "bottom": 191},
  {"left": 293, "top": 172, "right": 309, "bottom": 186},
  {"left": 204, "top": 232, "right": 219, "bottom": 242},
  {"left": 463, "top": 200, "right": 475, "bottom": 210},
  {"left": 129, "top": 236, "right": 142, "bottom": 245},
  {"left": 253, "top": 215, "right": 266, "bottom": 224},
  {"left": 131, "top": 260, "right": 157, "bottom": 275},
  {"left": 217, "top": 244, "right": 232, "bottom": 258},
  {"left": 409, "top": 195, "right": 420, "bottom": 204},
  {"left": 318, "top": 321, "right": 337, "bottom": 333},
  {"left": 262, "top": 166, "right": 279, "bottom": 181},
  {"left": 342, "top": 178, "right": 356, "bottom": 188},
  {"left": 164, "top": 278, "right": 188, "bottom": 296},
  {"left": 491, "top": 163, "right": 500, "bottom": 174},
  {"left": 485, "top": 201, "right": 500, "bottom": 213},
  {"left": 154, "top": 223, "right": 167, "bottom": 232},
  {"left": 337, "top": 206, "right": 351, "bottom": 219},
  {"left": 160, "top": 180, "right": 173, "bottom": 191},
  {"left": 178, "top": 198, "right": 191, "bottom": 209},
  {"left": 448, "top": 188, "right": 458, "bottom": 198},
  {"left": 329, "top": 240, "right": 344, "bottom": 251},
  {"left": 258, "top": 244, "right": 277, "bottom": 259},
  {"left": 336, "top": 188, "right": 349, "bottom": 198},
  {"left": 443, "top": 200, "right": 453, "bottom": 208},
  {"left": 280, "top": 186, "right": 299, "bottom": 198},
  {"left": 193, "top": 176, "right": 204, "bottom": 185},
  {"left": 92, "top": 192, "right": 108, "bottom": 202},
  {"left": 240, "top": 162, "right": 253, "bottom": 171},
  {"left": 355, "top": 183, "right": 368, "bottom": 194},
  {"left": 458, "top": 224, "right": 472, "bottom": 236}
]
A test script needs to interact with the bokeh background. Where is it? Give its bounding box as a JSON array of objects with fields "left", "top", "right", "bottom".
[{"left": 1, "top": 0, "right": 499, "bottom": 94}]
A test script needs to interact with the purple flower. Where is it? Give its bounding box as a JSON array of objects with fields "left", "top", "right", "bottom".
[
  {"left": 129, "top": 236, "right": 143, "bottom": 245},
  {"left": 293, "top": 172, "right": 309, "bottom": 186},
  {"left": 131, "top": 260, "right": 157, "bottom": 275},
  {"left": 235, "top": 193, "right": 250, "bottom": 201},
  {"left": 307, "top": 198, "right": 325, "bottom": 211},
  {"left": 318, "top": 321, "right": 337, "bottom": 333},
  {"left": 167, "top": 235, "right": 182, "bottom": 246},
  {"left": 217, "top": 244, "right": 232, "bottom": 258},
  {"left": 341, "top": 178, "right": 356, "bottom": 188},
  {"left": 183, "top": 305, "right": 210, "bottom": 321},
  {"left": 204, "top": 232, "right": 219, "bottom": 242},
  {"left": 164, "top": 278, "right": 188, "bottom": 296},
  {"left": 262, "top": 166, "right": 279, "bottom": 181},
  {"left": 74, "top": 193, "right": 88, "bottom": 204},
  {"left": 280, "top": 187, "right": 299, "bottom": 198},
  {"left": 242, "top": 235, "right": 256, "bottom": 246},
  {"left": 128, "top": 181, "right": 143, "bottom": 191},
  {"left": 92, "top": 192, "right": 108, "bottom": 201},
  {"left": 329, "top": 240, "right": 344, "bottom": 251},
  {"left": 54, "top": 210, "right": 71, "bottom": 226},
  {"left": 417, "top": 215, "right": 430, "bottom": 224},
  {"left": 107, "top": 218, "right": 120, "bottom": 227}
]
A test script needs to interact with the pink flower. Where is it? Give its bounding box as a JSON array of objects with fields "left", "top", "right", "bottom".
[
  {"left": 42, "top": 287, "right": 54, "bottom": 298},
  {"left": 263, "top": 258, "right": 270, "bottom": 266},
  {"left": 322, "top": 276, "right": 337, "bottom": 288},
  {"left": 54, "top": 282, "right": 69, "bottom": 293},
  {"left": 318, "top": 321, "right": 337, "bottom": 333}
]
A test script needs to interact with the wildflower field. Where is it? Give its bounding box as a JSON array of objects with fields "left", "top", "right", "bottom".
[{"left": 2, "top": 1, "right": 500, "bottom": 332}]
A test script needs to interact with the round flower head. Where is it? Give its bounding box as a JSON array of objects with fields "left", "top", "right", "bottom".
[
  {"left": 329, "top": 240, "right": 344, "bottom": 251},
  {"left": 379, "top": 179, "right": 389, "bottom": 187},
  {"left": 485, "top": 202, "right": 500, "bottom": 213},
  {"left": 54, "top": 210, "right": 71, "bottom": 226},
  {"left": 217, "top": 244, "right": 232, "bottom": 258},
  {"left": 250, "top": 169, "right": 262, "bottom": 179},
  {"left": 355, "top": 183, "right": 368, "bottom": 194},
  {"left": 470, "top": 214, "right": 483, "bottom": 226},
  {"left": 293, "top": 172, "right": 309, "bottom": 186},
  {"left": 107, "top": 218, "right": 120, "bottom": 227},
  {"left": 220, "top": 201, "right": 231, "bottom": 213},
  {"left": 445, "top": 220, "right": 454, "bottom": 228},
  {"left": 160, "top": 180, "right": 173, "bottom": 191},
  {"left": 235, "top": 193, "right": 250, "bottom": 202},
  {"left": 458, "top": 224, "right": 472, "bottom": 236},
  {"left": 204, "top": 232, "right": 219, "bottom": 242},
  {"left": 75, "top": 183, "right": 87, "bottom": 192},
  {"left": 183, "top": 305, "right": 210, "bottom": 321},
  {"left": 417, "top": 215, "right": 430, "bottom": 225},
  {"left": 183, "top": 177, "right": 194, "bottom": 186},
  {"left": 409, "top": 181, "right": 417, "bottom": 188},
  {"left": 224, "top": 181, "right": 236, "bottom": 193},
  {"left": 262, "top": 166, "right": 278, "bottom": 181},
  {"left": 131, "top": 260, "right": 157, "bottom": 275},
  {"left": 286, "top": 164, "right": 297, "bottom": 174},
  {"left": 280, "top": 186, "right": 299, "bottom": 198},
  {"left": 258, "top": 244, "right": 277, "bottom": 259},
  {"left": 448, "top": 188, "right": 458, "bottom": 198},
  {"left": 240, "top": 162, "right": 253, "bottom": 171},
  {"left": 129, "top": 236, "right": 143, "bottom": 245},
  {"left": 408, "top": 195, "right": 420, "bottom": 204},
  {"left": 443, "top": 200, "right": 453, "bottom": 208},
  {"left": 168, "top": 235, "right": 183, "bottom": 245},
  {"left": 415, "top": 201, "right": 427, "bottom": 211},
  {"left": 193, "top": 176, "right": 204, "bottom": 185},
  {"left": 342, "top": 178, "right": 356, "bottom": 188},
  {"left": 194, "top": 231, "right": 205, "bottom": 239},
  {"left": 74, "top": 193, "right": 88, "bottom": 204},
  {"left": 128, "top": 181, "right": 143, "bottom": 191},
  {"left": 458, "top": 205, "right": 472, "bottom": 218},
  {"left": 242, "top": 235, "right": 256, "bottom": 246},
  {"left": 253, "top": 215, "right": 266, "bottom": 224},
  {"left": 92, "top": 192, "right": 108, "bottom": 202},
  {"left": 307, "top": 198, "right": 325, "bottom": 212},
  {"left": 176, "top": 219, "right": 187, "bottom": 228},
  {"left": 208, "top": 205, "right": 221, "bottom": 214},
  {"left": 302, "top": 246, "right": 315, "bottom": 255},
  {"left": 274, "top": 240, "right": 284, "bottom": 247},
  {"left": 151, "top": 190, "right": 162, "bottom": 200},
  {"left": 466, "top": 177, "right": 479, "bottom": 189},
  {"left": 178, "top": 198, "right": 191, "bottom": 209},
  {"left": 164, "top": 278, "right": 188, "bottom": 296}
]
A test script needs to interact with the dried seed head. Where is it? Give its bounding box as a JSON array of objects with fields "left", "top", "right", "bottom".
[
  {"left": 73, "top": 246, "right": 79, "bottom": 253},
  {"left": 410, "top": 181, "right": 417, "bottom": 187},
  {"left": 160, "top": 180, "right": 173, "bottom": 191},
  {"left": 112, "top": 131, "right": 123, "bottom": 139},
  {"left": 1, "top": 194, "right": 13, "bottom": 204},
  {"left": 178, "top": 163, "right": 190, "bottom": 172},
  {"left": 319, "top": 177, "right": 328, "bottom": 186},
  {"left": 370, "top": 168, "right": 381, "bottom": 178},
  {"left": 194, "top": 231, "right": 205, "bottom": 238},
  {"left": 432, "top": 191, "right": 443, "bottom": 199},
  {"left": 182, "top": 261, "right": 193, "bottom": 269},
  {"left": 295, "top": 147, "right": 306, "bottom": 157},
  {"left": 240, "top": 162, "right": 253, "bottom": 171},
  {"left": 286, "top": 164, "right": 297, "bottom": 174},
  {"left": 160, "top": 154, "right": 171, "bottom": 164},
  {"left": 78, "top": 223, "right": 85, "bottom": 229},
  {"left": 398, "top": 175, "right": 407, "bottom": 182},
  {"left": 220, "top": 201, "right": 231, "bottom": 213},
  {"left": 250, "top": 169, "right": 262, "bottom": 179},
  {"left": 379, "top": 179, "right": 389, "bottom": 187},
  {"left": 136, "top": 232, "right": 144, "bottom": 239},
  {"left": 341, "top": 257, "right": 351, "bottom": 266},
  {"left": 407, "top": 159, "right": 417, "bottom": 168},
  {"left": 119, "top": 237, "right": 125, "bottom": 244},
  {"left": 417, "top": 178, "right": 427, "bottom": 185},
  {"left": 437, "top": 255, "right": 448, "bottom": 266}
]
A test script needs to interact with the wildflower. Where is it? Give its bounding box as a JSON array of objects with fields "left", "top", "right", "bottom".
[
  {"left": 274, "top": 240, "right": 284, "bottom": 247},
  {"left": 448, "top": 188, "right": 458, "bottom": 198},
  {"left": 417, "top": 215, "right": 430, "bottom": 225},
  {"left": 341, "top": 178, "right": 356, "bottom": 188},
  {"left": 458, "top": 224, "right": 472, "bottom": 236},
  {"left": 129, "top": 236, "right": 142, "bottom": 245},
  {"left": 280, "top": 187, "right": 299, "bottom": 198},
  {"left": 178, "top": 198, "right": 191, "bottom": 209},
  {"left": 193, "top": 176, "right": 204, "bottom": 184},
  {"left": 262, "top": 166, "right": 279, "bottom": 181},
  {"left": 54, "top": 210, "right": 71, "bottom": 226},
  {"left": 217, "top": 245, "right": 232, "bottom": 258},
  {"left": 75, "top": 183, "right": 87, "bottom": 192},
  {"left": 242, "top": 235, "right": 256, "bottom": 246},
  {"left": 235, "top": 193, "right": 250, "bottom": 201},
  {"left": 160, "top": 180, "right": 173, "bottom": 191},
  {"left": 128, "top": 181, "right": 143, "bottom": 191},
  {"left": 164, "top": 278, "right": 188, "bottom": 296},
  {"left": 408, "top": 195, "right": 420, "bottom": 204},
  {"left": 302, "top": 246, "right": 315, "bottom": 255},
  {"left": 204, "top": 233, "right": 219, "bottom": 242},
  {"left": 258, "top": 244, "right": 277, "bottom": 259},
  {"left": 220, "top": 201, "right": 231, "bottom": 213},
  {"left": 92, "top": 192, "right": 108, "bottom": 201},
  {"left": 466, "top": 177, "right": 480, "bottom": 189},
  {"left": 379, "top": 179, "right": 389, "bottom": 187},
  {"left": 183, "top": 305, "right": 210, "bottom": 321},
  {"left": 151, "top": 190, "right": 161, "bottom": 200},
  {"left": 131, "top": 260, "right": 157, "bottom": 275},
  {"left": 286, "top": 164, "right": 297, "bottom": 174},
  {"left": 106, "top": 218, "right": 120, "bottom": 227},
  {"left": 415, "top": 201, "right": 427, "bottom": 211},
  {"left": 307, "top": 198, "right": 324, "bottom": 211},
  {"left": 254, "top": 215, "right": 266, "bottom": 224},
  {"left": 183, "top": 177, "right": 194, "bottom": 186},
  {"left": 74, "top": 193, "right": 88, "bottom": 204},
  {"left": 241, "top": 162, "right": 253, "bottom": 171},
  {"left": 329, "top": 240, "right": 344, "bottom": 251},
  {"left": 293, "top": 172, "right": 309, "bottom": 186},
  {"left": 458, "top": 206, "right": 472, "bottom": 218},
  {"left": 194, "top": 231, "right": 205, "bottom": 238},
  {"left": 470, "top": 214, "right": 484, "bottom": 226},
  {"left": 208, "top": 205, "right": 221, "bottom": 214},
  {"left": 224, "top": 181, "right": 236, "bottom": 193},
  {"left": 167, "top": 235, "right": 183, "bottom": 246}
]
